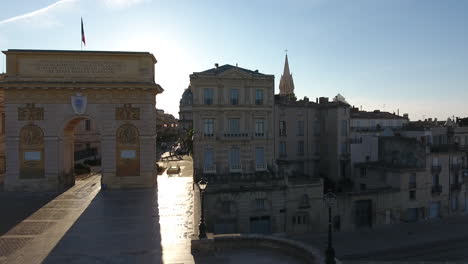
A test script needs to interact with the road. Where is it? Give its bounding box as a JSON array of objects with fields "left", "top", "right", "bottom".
[{"left": 290, "top": 214, "right": 468, "bottom": 262}]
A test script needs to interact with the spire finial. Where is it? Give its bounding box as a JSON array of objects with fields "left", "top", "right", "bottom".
[{"left": 285, "top": 49, "right": 288, "bottom": 54}]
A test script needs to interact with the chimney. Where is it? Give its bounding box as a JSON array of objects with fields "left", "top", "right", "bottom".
[
  {"left": 319, "top": 97, "right": 329, "bottom": 104},
  {"left": 316, "top": 98, "right": 318, "bottom": 103},
  {"left": 215, "top": 63, "right": 219, "bottom": 69},
  {"left": 397, "top": 109, "right": 399, "bottom": 115},
  {"left": 403, "top": 113, "right": 409, "bottom": 119}
]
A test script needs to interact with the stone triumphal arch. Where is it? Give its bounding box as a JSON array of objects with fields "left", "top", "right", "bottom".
[{"left": 0, "top": 49, "right": 163, "bottom": 191}]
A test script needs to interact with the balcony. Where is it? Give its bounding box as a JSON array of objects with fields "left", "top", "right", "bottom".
[
  {"left": 223, "top": 132, "right": 249, "bottom": 138},
  {"left": 409, "top": 182, "right": 416, "bottom": 189},
  {"left": 451, "top": 182, "right": 462, "bottom": 191},
  {"left": 431, "top": 184, "right": 442, "bottom": 195},
  {"left": 254, "top": 132, "right": 265, "bottom": 138},
  {"left": 431, "top": 165, "right": 442, "bottom": 173},
  {"left": 230, "top": 163, "right": 242, "bottom": 173},
  {"left": 255, "top": 163, "right": 267, "bottom": 172},
  {"left": 203, "top": 164, "right": 216, "bottom": 174},
  {"left": 203, "top": 133, "right": 214, "bottom": 138}
]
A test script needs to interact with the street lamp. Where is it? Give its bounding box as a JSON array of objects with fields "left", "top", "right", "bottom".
[
  {"left": 197, "top": 178, "right": 208, "bottom": 239},
  {"left": 324, "top": 191, "right": 337, "bottom": 264}
]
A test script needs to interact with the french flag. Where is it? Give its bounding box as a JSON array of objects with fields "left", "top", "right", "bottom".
[{"left": 81, "top": 17, "right": 86, "bottom": 46}]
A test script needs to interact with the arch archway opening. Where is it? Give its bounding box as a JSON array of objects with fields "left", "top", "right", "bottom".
[{"left": 61, "top": 116, "right": 101, "bottom": 188}]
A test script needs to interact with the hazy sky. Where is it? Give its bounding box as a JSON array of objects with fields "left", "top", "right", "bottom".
[{"left": 1, "top": 0, "right": 467, "bottom": 121}]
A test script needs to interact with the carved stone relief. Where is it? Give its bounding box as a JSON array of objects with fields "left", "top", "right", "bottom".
[
  {"left": 18, "top": 103, "right": 44, "bottom": 121},
  {"left": 20, "top": 124, "right": 44, "bottom": 145},
  {"left": 117, "top": 124, "right": 139, "bottom": 145},
  {"left": 115, "top": 104, "right": 140, "bottom": 120}
]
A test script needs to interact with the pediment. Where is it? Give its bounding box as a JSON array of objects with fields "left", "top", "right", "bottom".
[{"left": 218, "top": 67, "right": 252, "bottom": 78}]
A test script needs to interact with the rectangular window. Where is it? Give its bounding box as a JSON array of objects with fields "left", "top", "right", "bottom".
[
  {"left": 204, "top": 148, "right": 214, "bottom": 167},
  {"left": 255, "top": 89, "right": 264, "bottom": 105},
  {"left": 279, "top": 121, "right": 287, "bottom": 136},
  {"left": 255, "top": 119, "right": 264, "bottom": 136},
  {"left": 360, "top": 168, "right": 367, "bottom": 178},
  {"left": 409, "top": 173, "right": 416, "bottom": 189},
  {"left": 297, "top": 120, "right": 304, "bottom": 136},
  {"left": 432, "top": 173, "right": 439, "bottom": 185},
  {"left": 297, "top": 141, "right": 304, "bottom": 156},
  {"left": 255, "top": 147, "right": 264, "bottom": 165},
  {"left": 231, "top": 89, "right": 239, "bottom": 105},
  {"left": 204, "top": 88, "right": 213, "bottom": 105},
  {"left": 432, "top": 157, "right": 439, "bottom": 166},
  {"left": 85, "top": 119, "right": 91, "bottom": 131},
  {"left": 313, "top": 120, "right": 320, "bottom": 136},
  {"left": 204, "top": 119, "right": 214, "bottom": 136},
  {"left": 279, "top": 142, "right": 287, "bottom": 157},
  {"left": 341, "top": 120, "right": 348, "bottom": 136},
  {"left": 255, "top": 199, "right": 265, "bottom": 210},
  {"left": 228, "top": 118, "right": 240, "bottom": 133},
  {"left": 341, "top": 142, "right": 347, "bottom": 154},
  {"left": 409, "top": 190, "right": 416, "bottom": 200},
  {"left": 230, "top": 147, "right": 240, "bottom": 167}
]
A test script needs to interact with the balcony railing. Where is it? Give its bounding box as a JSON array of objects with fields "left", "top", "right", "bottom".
[
  {"left": 223, "top": 132, "right": 249, "bottom": 138},
  {"left": 431, "top": 184, "right": 442, "bottom": 195},
  {"left": 451, "top": 164, "right": 462, "bottom": 171},
  {"left": 255, "top": 163, "right": 267, "bottom": 171},
  {"left": 409, "top": 182, "right": 416, "bottom": 189},
  {"left": 203, "top": 164, "right": 216, "bottom": 174},
  {"left": 203, "top": 133, "right": 214, "bottom": 138},
  {"left": 431, "top": 165, "right": 442, "bottom": 173},
  {"left": 230, "top": 163, "right": 242, "bottom": 173},
  {"left": 254, "top": 132, "right": 265, "bottom": 137}
]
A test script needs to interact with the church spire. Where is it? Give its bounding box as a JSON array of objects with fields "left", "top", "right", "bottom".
[{"left": 279, "top": 53, "right": 295, "bottom": 96}]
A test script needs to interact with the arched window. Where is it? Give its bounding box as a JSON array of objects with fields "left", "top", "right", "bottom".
[
  {"left": 19, "top": 124, "right": 44, "bottom": 178},
  {"left": 116, "top": 124, "right": 140, "bottom": 177}
]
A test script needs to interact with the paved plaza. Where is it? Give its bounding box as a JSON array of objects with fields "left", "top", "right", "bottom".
[{"left": 0, "top": 155, "right": 196, "bottom": 264}]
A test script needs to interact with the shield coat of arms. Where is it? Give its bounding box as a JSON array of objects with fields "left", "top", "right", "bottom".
[{"left": 71, "top": 93, "right": 87, "bottom": 115}]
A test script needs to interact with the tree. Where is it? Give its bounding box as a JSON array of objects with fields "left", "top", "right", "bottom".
[{"left": 183, "top": 128, "right": 194, "bottom": 156}]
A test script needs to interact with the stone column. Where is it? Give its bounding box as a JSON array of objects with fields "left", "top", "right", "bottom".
[{"left": 101, "top": 135, "right": 117, "bottom": 188}]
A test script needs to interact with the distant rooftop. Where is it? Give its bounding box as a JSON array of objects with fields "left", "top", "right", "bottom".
[{"left": 351, "top": 108, "right": 408, "bottom": 120}]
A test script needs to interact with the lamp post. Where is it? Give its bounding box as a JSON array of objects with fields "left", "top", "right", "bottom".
[
  {"left": 197, "top": 178, "right": 208, "bottom": 239},
  {"left": 324, "top": 191, "right": 337, "bottom": 264}
]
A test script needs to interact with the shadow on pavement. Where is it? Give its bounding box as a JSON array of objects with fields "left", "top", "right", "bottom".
[
  {"left": 0, "top": 190, "right": 62, "bottom": 236},
  {"left": 42, "top": 188, "right": 163, "bottom": 264}
]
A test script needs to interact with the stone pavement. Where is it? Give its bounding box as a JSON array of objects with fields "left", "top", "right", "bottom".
[
  {"left": 0, "top": 175, "right": 101, "bottom": 264},
  {"left": 0, "top": 155, "right": 197, "bottom": 264}
]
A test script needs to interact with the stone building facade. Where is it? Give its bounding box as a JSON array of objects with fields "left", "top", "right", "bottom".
[
  {"left": 179, "top": 86, "right": 193, "bottom": 134},
  {"left": 190, "top": 64, "right": 327, "bottom": 234},
  {"left": 0, "top": 49, "right": 163, "bottom": 191}
]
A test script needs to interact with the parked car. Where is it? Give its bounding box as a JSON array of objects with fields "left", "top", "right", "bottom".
[{"left": 167, "top": 165, "right": 180, "bottom": 174}]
